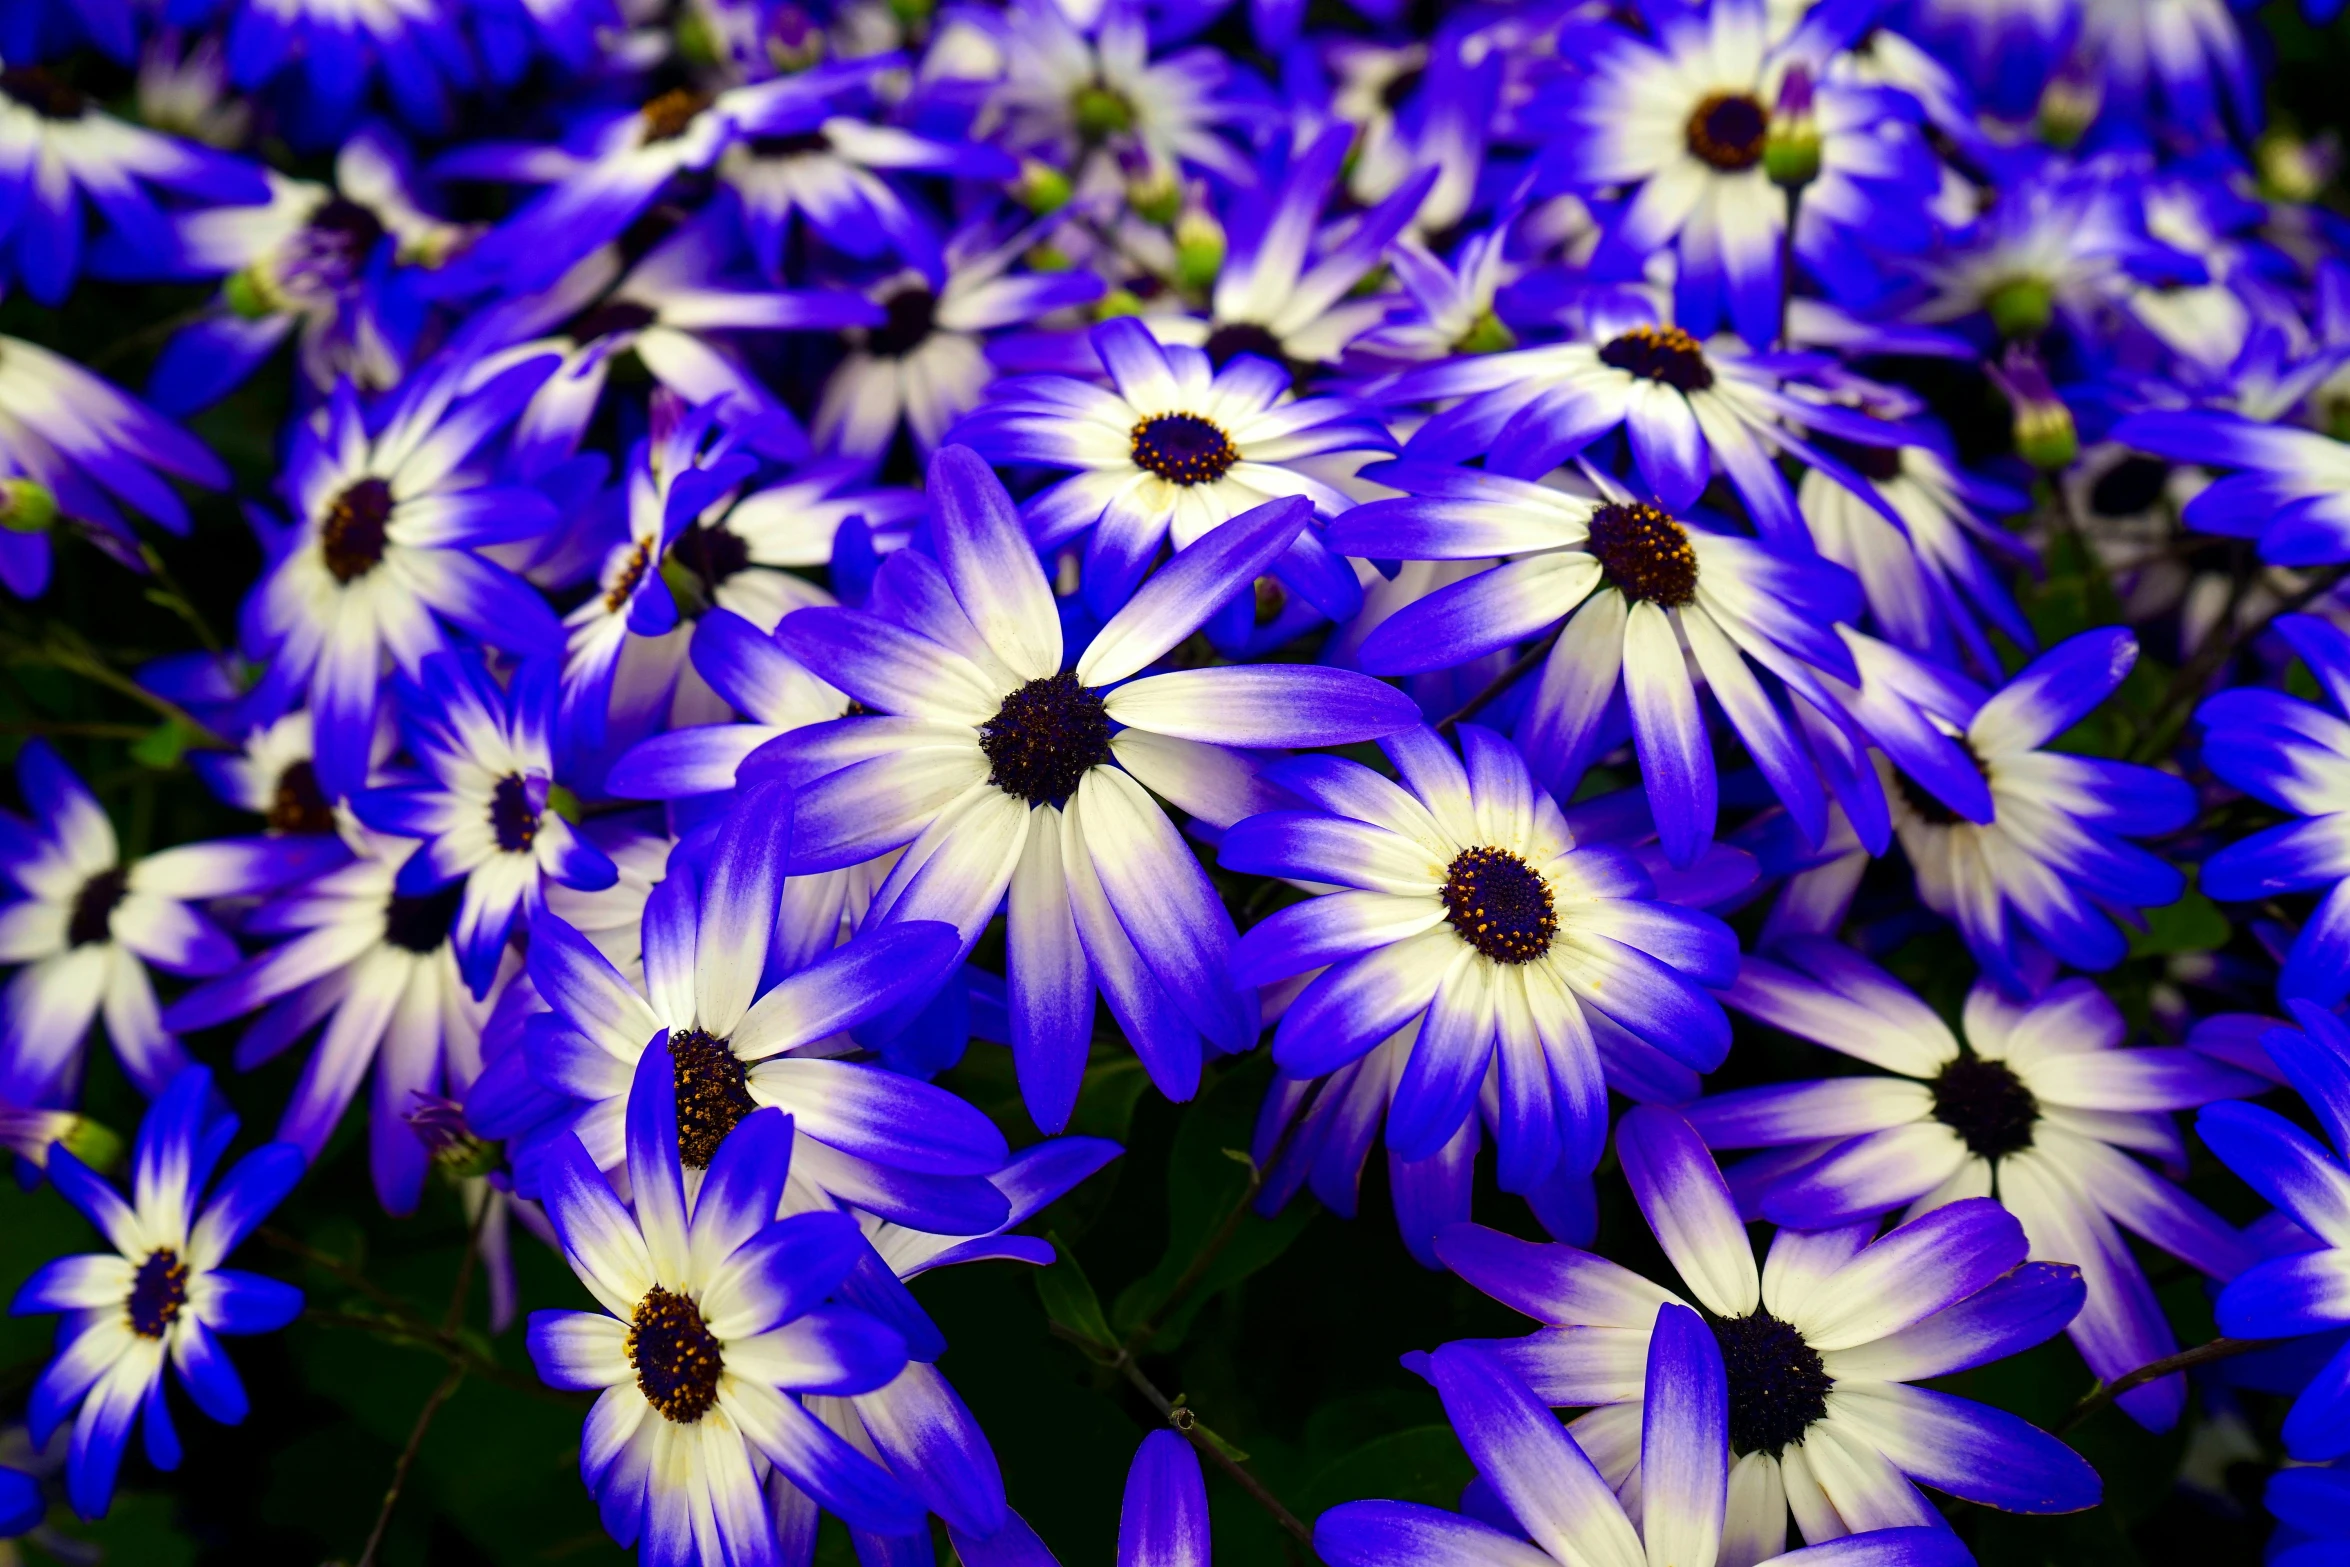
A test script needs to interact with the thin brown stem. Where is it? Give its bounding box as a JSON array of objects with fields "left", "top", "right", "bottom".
[
  {"left": 2056, "top": 1336, "right": 2279, "bottom": 1434},
  {"left": 301, "top": 1310, "right": 571, "bottom": 1404},
  {"left": 1437, "top": 629, "right": 1560, "bottom": 735},
  {"left": 443, "top": 1187, "right": 492, "bottom": 1334},
  {"left": 0, "top": 627, "right": 231, "bottom": 750},
  {"left": 354, "top": 1363, "right": 466, "bottom": 1567}
]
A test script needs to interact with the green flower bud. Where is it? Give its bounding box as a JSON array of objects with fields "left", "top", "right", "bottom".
[
  {"left": 1173, "top": 209, "right": 1225, "bottom": 294},
  {"left": 61, "top": 1116, "right": 124, "bottom": 1173},
  {"left": 1454, "top": 309, "right": 1516, "bottom": 356},
  {"left": 1127, "top": 168, "right": 1181, "bottom": 226},
  {"left": 0, "top": 479, "right": 56, "bottom": 534},
  {"left": 1014, "top": 158, "right": 1073, "bottom": 215},
  {"left": 224, "top": 266, "right": 279, "bottom": 320},
  {"left": 1984, "top": 276, "right": 2054, "bottom": 340},
  {"left": 1071, "top": 84, "right": 1134, "bottom": 141},
  {"left": 1094, "top": 289, "right": 1146, "bottom": 320},
  {"left": 1763, "top": 66, "right": 1821, "bottom": 190}
]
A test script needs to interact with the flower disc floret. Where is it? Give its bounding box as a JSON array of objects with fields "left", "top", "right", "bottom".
[
  {"left": 127, "top": 1248, "right": 191, "bottom": 1339},
  {"left": 638, "top": 88, "right": 711, "bottom": 144},
  {"left": 1130, "top": 414, "right": 1239, "bottom": 486},
  {"left": 383, "top": 883, "right": 464, "bottom": 954},
  {"left": 1596, "top": 326, "right": 1715, "bottom": 392},
  {"left": 670, "top": 1028, "right": 755, "bottom": 1168},
  {"left": 0, "top": 66, "right": 86, "bottom": 119},
  {"left": 1717, "top": 1307, "right": 1832, "bottom": 1457},
  {"left": 269, "top": 762, "right": 335, "bottom": 835},
  {"left": 1686, "top": 92, "right": 1768, "bottom": 171},
  {"left": 868, "top": 287, "right": 937, "bottom": 357},
  {"left": 67, "top": 867, "right": 126, "bottom": 947},
  {"left": 1587, "top": 502, "right": 1698, "bottom": 607},
  {"left": 1931, "top": 1054, "right": 2040, "bottom": 1160},
  {"left": 490, "top": 775, "right": 541, "bottom": 853},
  {"left": 627, "top": 1285, "right": 723, "bottom": 1423},
  {"left": 1439, "top": 847, "right": 1556, "bottom": 965},
  {"left": 321, "top": 478, "right": 394, "bottom": 583},
  {"left": 980, "top": 671, "right": 1112, "bottom": 807}
]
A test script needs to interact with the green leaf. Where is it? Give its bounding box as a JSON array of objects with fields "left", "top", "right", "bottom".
[
  {"left": 1297, "top": 1426, "right": 1475, "bottom": 1518},
  {"left": 1034, "top": 1235, "right": 1117, "bottom": 1354},
  {"left": 1110, "top": 1056, "right": 1317, "bottom": 1354}
]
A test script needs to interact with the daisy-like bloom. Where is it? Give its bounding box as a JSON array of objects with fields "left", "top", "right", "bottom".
[
  {"left": 1526, "top": 0, "right": 1938, "bottom": 346},
  {"left": 1326, "top": 32, "right": 1496, "bottom": 238},
  {"left": 1325, "top": 1307, "right": 1979, "bottom": 1567},
  {"left": 560, "top": 394, "right": 760, "bottom": 762},
  {"left": 1871, "top": 627, "right": 2194, "bottom": 991},
  {"left": 1909, "top": 159, "right": 2178, "bottom": 348},
  {"left": 1332, "top": 461, "right": 1863, "bottom": 866},
  {"left": 753, "top": 448, "right": 1418, "bottom": 1130},
  {"left": 985, "top": 0, "right": 1259, "bottom": 188},
  {"left": 1434, "top": 1107, "right": 2100, "bottom": 1549},
  {"left": 0, "top": 330, "right": 228, "bottom": 599},
  {"left": 1699, "top": 940, "right": 2260, "bottom": 1430},
  {"left": 955, "top": 316, "right": 1393, "bottom": 617},
  {"left": 190, "top": 708, "right": 348, "bottom": 838},
  {"left": 137, "top": 29, "right": 254, "bottom": 149},
  {"left": 246, "top": 352, "right": 564, "bottom": 801},
  {"left": 719, "top": 107, "right": 1017, "bottom": 285},
  {"left": 10, "top": 1066, "right": 304, "bottom": 1521},
  {"left": 517, "top": 783, "right": 1003, "bottom": 1235},
  {"left": 1379, "top": 296, "right": 1916, "bottom": 544},
  {"left": 812, "top": 215, "right": 1105, "bottom": 460},
  {"left": 2194, "top": 615, "right": 2350, "bottom": 1007},
  {"left": 477, "top": 209, "right": 884, "bottom": 474},
  {"left": 161, "top": 824, "right": 509, "bottom": 1215},
  {"left": 356, "top": 651, "right": 618, "bottom": 998},
  {"left": 1160, "top": 124, "right": 1437, "bottom": 376},
  {"left": 114, "top": 121, "right": 473, "bottom": 414},
  {"left": 1794, "top": 432, "right": 2034, "bottom": 675},
  {"left": 1218, "top": 723, "right": 1737, "bottom": 1197},
  {"left": 1346, "top": 218, "right": 1520, "bottom": 370},
  {"left": 2199, "top": 1004, "right": 2350, "bottom": 1461},
  {"left": 0, "top": 57, "right": 266, "bottom": 303},
  {"left": 525, "top": 1046, "right": 924, "bottom": 1561},
  {"left": 0, "top": 741, "right": 343, "bottom": 1108},
  {"left": 2113, "top": 408, "right": 2350, "bottom": 568},
  {"left": 441, "top": 57, "right": 902, "bottom": 298}
]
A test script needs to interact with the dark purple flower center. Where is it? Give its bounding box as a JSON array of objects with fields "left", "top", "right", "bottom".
[
  {"left": 639, "top": 88, "right": 711, "bottom": 144},
  {"left": 747, "top": 131, "right": 833, "bottom": 157},
  {"left": 1130, "top": 414, "right": 1238, "bottom": 486},
  {"left": 1715, "top": 1308, "right": 1832, "bottom": 1457},
  {"left": 571, "top": 299, "right": 658, "bottom": 342},
  {"left": 491, "top": 775, "right": 541, "bottom": 853},
  {"left": 1378, "top": 64, "right": 1426, "bottom": 113},
  {"left": 2090, "top": 457, "right": 2170, "bottom": 518},
  {"left": 1597, "top": 326, "right": 1715, "bottom": 392},
  {"left": 69, "top": 868, "right": 127, "bottom": 947},
  {"left": 129, "top": 1248, "right": 190, "bottom": 1338},
  {"left": 869, "top": 287, "right": 937, "bottom": 357},
  {"left": 322, "top": 478, "right": 394, "bottom": 584},
  {"left": 0, "top": 66, "right": 86, "bottom": 119},
  {"left": 270, "top": 761, "right": 336, "bottom": 835},
  {"left": 629, "top": 1284, "right": 723, "bottom": 1422},
  {"left": 1203, "top": 323, "right": 1289, "bottom": 372},
  {"left": 384, "top": 882, "right": 465, "bottom": 953},
  {"left": 1587, "top": 502, "right": 1699, "bottom": 607},
  {"left": 1687, "top": 91, "right": 1768, "bottom": 171},
  {"left": 980, "top": 672, "right": 1112, "bottom": 807},
  {"left": 669, "top": 523, "right": 752, "bottom": 596},
  {"left": 1440, "top": 847, "right": 1556, "bottom": 964},
  {"left": 1931, "top": 1054, "right": 2038, "bottom": 1160},
  {"left": 671, "top": 1028, "right": 755, "bottom": 1168},
  {"left": 284, "top": 198, "right": 387, "bottom": 294}
]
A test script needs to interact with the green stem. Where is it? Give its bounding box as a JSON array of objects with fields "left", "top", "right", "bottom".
[
  {"left": 2055, "top": 1336, "right": 2278, "bottom": 1434},
  {"left": 354, "top": 1363, "right": 466, "bottom": 1567}
]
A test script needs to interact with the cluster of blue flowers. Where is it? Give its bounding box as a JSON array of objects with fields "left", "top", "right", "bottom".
[{"left": 6, "top": 0, "right": 2350, "bottom": 1559}]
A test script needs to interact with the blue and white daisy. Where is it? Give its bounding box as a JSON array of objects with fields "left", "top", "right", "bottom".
[
  {"left": 1909, "top": 160, "right": 2179, "bottom": 348},
  {"left": 0, "top": 330, "right": 229, "bottom": 598},
  {"left": 0, "top": 57, "right": 265, "bottom": 303},
  {"left": 2198, "top": 1003, "right": 2350, "bottom": 1460},
  {"left": 356, "top": 650, "right": 617, "bottom": 998},
  {"left": 1434, "top": 1107, "right": 2101, "bottom": 1548},
  {"left": 1325, "top": 32, "right": 1495, "bottom": 238},
  {"left": 112, "top": 122, "right": 473, "bottom": 414},
  {"left": 954, "top": 316, "right": 1393, "bottom": 618},
  {"left": 2077, "top": 0, "right": 2252, "bottom": 141},
  {"left": 2113, "top": 409, "right": 2350, "bottom": 568},
  {"left": 812, "top": 215, "right": 1105, "bottom": 459},
  {"left": 161, "top": 825, "right": 509, "bottom": 1216},
  {"left": 1379, "top": 297, "right": 1918, "bottom": 545},
  {"left": 0, "top": 741, "right": 342, "bottom": 1108},
  {"left": 525, "top": 1045, "right": 924, "bottom": 1561},
  {"left": 10, "top": 1066, "right": 304, "bottom": 1521},
  {"left": 189, "top": 707, "right": 355, "bottom": 838},
  {"left": 2195, "top": 614, "right": 2350, "bottom": 1007},
  {"left": 1330, "top": 461, "right": 1864, "bottom": 866},
  {"left": 1528, "top": 0, "right": 1938, "bottom": 345},
  {"left": 752, "top": 448, "right": 1418, "bottom": 1130},
  {"left": 136, "top": 28, "right": 255, "bottom": 149},
  {"left": 1870, "top": 628, "right": 2194, "bottom": 991},
  {"left": 1219, "top": 723, "right": 1737, "bottom": 1196},
  {"left": 1322, "top": 1310, "right": 1976, "bottom": 1567},
  {"left": 517, "top": 784, "right": 1002, "bottom": 1235},
  {"left": 245, "top": 352, "right": 564, "bottom": 800},
  {"left": 476, "top": 207, "right": 884, "bottom": 474},
  {"left": 1702, "top": 940, "right": 2260, "bottom": 1430}
]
